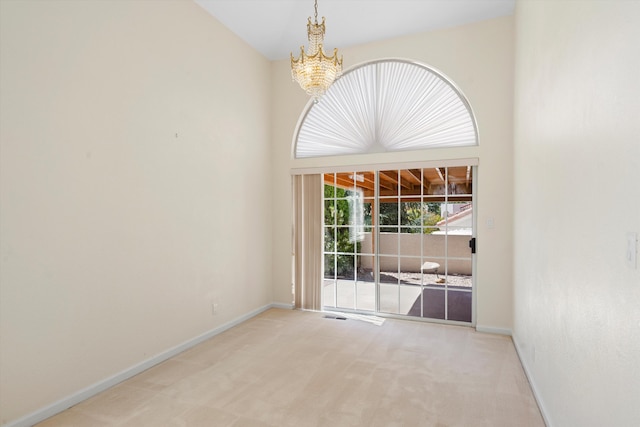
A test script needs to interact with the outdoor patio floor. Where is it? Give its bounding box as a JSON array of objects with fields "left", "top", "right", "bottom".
[{"left": 323, "top": 272, "right": 472, "bottom": 322}]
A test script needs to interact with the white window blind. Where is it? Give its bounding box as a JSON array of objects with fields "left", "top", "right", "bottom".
[{"left": 294, "top": 59, "right": 478, "bottom": 159}]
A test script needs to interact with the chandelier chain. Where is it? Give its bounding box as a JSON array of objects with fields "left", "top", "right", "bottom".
[{"left": 314, "top": 0, "right": 318, "bottom": 24}]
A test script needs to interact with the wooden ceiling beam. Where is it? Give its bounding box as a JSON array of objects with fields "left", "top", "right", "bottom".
[
  {"left": 325, "top": 173, "right": 376, "bottom": 192},
  {"left": 380, "top": 171, "right": 411, "bottom": 190},
  {"left": 400, "top": 169, "right": 422, "bottom": 186},
  {"left": 325, "top": 169, "right": 471, "bottom": 197},
  {"left": 379, "top": 170, "right": 399, "bottom": 184}
]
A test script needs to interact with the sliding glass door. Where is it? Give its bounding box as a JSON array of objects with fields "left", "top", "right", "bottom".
[
  {"left": 323, "top": 172, "right": 376, "bottom": 312},
  {"left": 322, "top": 166, "right": 474, "bottom": 324}
]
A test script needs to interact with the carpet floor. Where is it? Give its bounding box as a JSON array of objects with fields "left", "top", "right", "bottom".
[{"left": 36, "top": 308, "right": 544, "bottom": 427}]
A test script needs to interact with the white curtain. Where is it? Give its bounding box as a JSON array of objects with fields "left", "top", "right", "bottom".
[{"left": 292, "top": 174, "right": 323, "bottom": 310}]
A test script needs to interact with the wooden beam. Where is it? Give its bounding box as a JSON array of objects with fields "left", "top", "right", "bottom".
[
  {"left": 400, "top": 169, "right": 422, "bottom": 186},
  {"left": 379, "top": 170, "right": 399, "bottom": 185},
  {"left": 324, "top": 173, "right": 376, "bottom": 193},
  {"left": 380, "top": 170, "right": 410, "bottom": 190}
]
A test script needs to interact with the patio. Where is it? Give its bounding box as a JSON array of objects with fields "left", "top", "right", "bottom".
[{"left": 323, "top": 271, "right": 472, "bottom": 322}]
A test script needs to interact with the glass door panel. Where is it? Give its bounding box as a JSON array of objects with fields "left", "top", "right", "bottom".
[
  {"left": 447, "top": 290, "right": 472, "bottom": 323},
  {"left": 400, "top": 285, "right": 422, "bottom": 315},
  {"left": 400, "top": 169, "right": 423, "bottom": 197},
  {"left": 379, "top": 284, "right": 400, "bottom": 314},
  {"left": 322, "top": 166, "right": 475, "bottom": 324},
  {"left": 323, "top": 171, "right": 376, "bottom": 313},
  {"left": 356, "top": 254, "right": 375, "bottom": 312},
  {"left": 336, "top": 278, "right": 354, "bottom": 309},
  {"left": 422, "top": 288, "right": 446, "bottom": 320},
  {"left": 378, "top": 255, "right": 399, "bottom": 284}
]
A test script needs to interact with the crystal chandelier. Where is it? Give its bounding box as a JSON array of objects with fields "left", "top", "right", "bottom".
[{"left": 290, "top": 0, "right": 343, "bottom": 101}]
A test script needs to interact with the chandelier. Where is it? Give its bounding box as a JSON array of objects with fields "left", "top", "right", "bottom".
[{"left": 290, "top": 0, "right": 343, "bottom": 101}]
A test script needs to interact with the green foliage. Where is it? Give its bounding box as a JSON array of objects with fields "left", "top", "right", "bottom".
[
  {"left": 324, "top": 185, "right": 360, "bottom": 278},
  {"left": 379, "top": 201, "right": 442, "bottom": 233},
  {"left": 423, "top": 212, "right": 443, "bottom": 232},
  {"left": 426, "top": 202, "right": 441, "bottom": 216}
]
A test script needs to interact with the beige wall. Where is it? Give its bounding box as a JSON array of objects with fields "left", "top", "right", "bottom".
[
  {"left": 513, "top": 1, "right": 640, "bottom": 425},
  {"left": 271, "top": 16, "right": 515, "bottom": 330},
  {"left": 0, "top": 1, "right": 272, "bottom": 424}
]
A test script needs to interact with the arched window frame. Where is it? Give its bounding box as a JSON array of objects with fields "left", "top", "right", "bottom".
[{"left": 293, "top": 58, "right": 479, "bottom": 159}]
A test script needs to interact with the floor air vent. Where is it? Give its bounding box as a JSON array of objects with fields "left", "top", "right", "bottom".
[{"left": 323, "top": 315, "right": 347, "bottom": 320}]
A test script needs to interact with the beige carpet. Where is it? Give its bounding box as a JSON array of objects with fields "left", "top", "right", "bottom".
[{"left": 36, "top": 309, "right": 544, "bottom": 427}]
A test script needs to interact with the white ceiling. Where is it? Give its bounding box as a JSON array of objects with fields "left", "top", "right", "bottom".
[{"left": 194, "top": 0, "right": 515, "bottom": 61}]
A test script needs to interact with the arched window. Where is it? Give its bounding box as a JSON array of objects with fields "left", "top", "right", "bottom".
[{"left": 293, "top": 59, "right": 478, "bottom": 159}]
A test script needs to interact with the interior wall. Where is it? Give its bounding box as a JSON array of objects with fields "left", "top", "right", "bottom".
[
  {"left": 513, "top": 1, "right": 640, "bottom": 425},
  {"left": 0, "top": 1, "right": 272, "bottom": 424},
  {"left": 271, "top": 16, "right": 515, "bottom": 331}
]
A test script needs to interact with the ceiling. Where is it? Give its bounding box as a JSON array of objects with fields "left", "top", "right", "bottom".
[{"left": 194, "top": 0, "right": 515, "bottom": 61}]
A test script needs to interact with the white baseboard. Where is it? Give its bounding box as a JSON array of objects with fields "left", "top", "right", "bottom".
[
  {"left": 269, "top": 302, "right": 294, "bottom": 310},
  {"left": 512, "top": 336, "right": 552, "bottom": 427},
  {"left": 475, "top": 324, "right": 512, "bottom": 336},
  {"left": 4, "top": 303, "right": 282, "bottom": 427}
]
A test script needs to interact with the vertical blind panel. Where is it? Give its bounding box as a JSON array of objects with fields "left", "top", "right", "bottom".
[
  {"left": 293, "top": 174, "right": 322, "bottom": 311},
  {"left": 295, "top": 59, "right": 478, "bottom": 159}
]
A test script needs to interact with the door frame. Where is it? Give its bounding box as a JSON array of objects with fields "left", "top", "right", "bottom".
[{"left": 306, "top": 159, "right": 478, "bottom": 327}]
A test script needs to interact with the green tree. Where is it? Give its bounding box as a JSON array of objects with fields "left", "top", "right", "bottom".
[
  {"left": 379, "top": 201, "right": 442, "bottom": 233},
  {"left": 426, "top": 202, "right": 441, "bottom": 217},
  {"left": 324, "top": 185, "right": 360, "bottom": 278}
]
